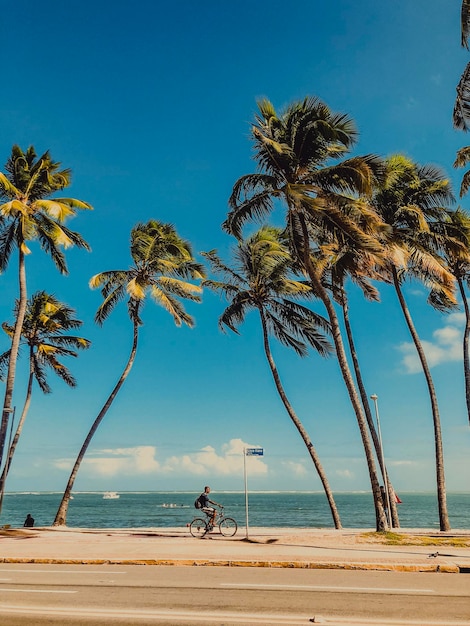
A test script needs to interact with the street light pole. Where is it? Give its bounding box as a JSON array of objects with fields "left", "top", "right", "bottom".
[{"left": 370, "top": 394, "right": 392, "bottom": 529}]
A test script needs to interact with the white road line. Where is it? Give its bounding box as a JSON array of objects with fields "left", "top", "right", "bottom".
[
  {"left": 0, "top": 605, "right": 311, "bottom": 623},
  {"left": 0, "top": 588, "right": 77, "bottom": 594},
  {"left": 0, "top": 568, "right": 125, "bottom": 574},
  {"left": 221, "top": 583, "right": 435, "bottom": 594}
]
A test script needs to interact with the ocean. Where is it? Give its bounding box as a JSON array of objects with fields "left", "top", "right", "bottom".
[{"left": 2, "top": 491, "right": 469, "bottom": 530}]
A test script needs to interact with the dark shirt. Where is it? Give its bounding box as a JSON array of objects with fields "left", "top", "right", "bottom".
[{"left": 199, "top": 493, "right": 210, "bottom": 508}]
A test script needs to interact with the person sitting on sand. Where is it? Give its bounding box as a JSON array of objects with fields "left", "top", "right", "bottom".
[
  {"left": 23, "top": 514, "right": 34, "bottom": 528},
  {"left": 198, "top": 486, "right": 221, "bottom": 527}
]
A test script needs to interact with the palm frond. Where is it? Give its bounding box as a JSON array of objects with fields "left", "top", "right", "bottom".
[
  {"left": 460, "top": 170, "right": 470, "bottom": 197},
  {"left": 454, "top": 61, "right": 470, "bottom": 131},
  {"left": 201, "top": 250, "right": 247, "bottom": 285},
  {"left": 32, "top": 355, "right": 52, "bottom": 394},
  {"left": 462, "top": 0, "right": 470, "bottom": 49},
  {"left": 454, "top": 146, "right": 470, "bottom": 168},
  {"left": 94, "top": 285, "right": 127, "bottom": 325},
  {"left": 155, "top": 276, "right": 203, "bottom": 301},
  {"left": 218, "top": 296, "right": 251, "bottom": 333}
]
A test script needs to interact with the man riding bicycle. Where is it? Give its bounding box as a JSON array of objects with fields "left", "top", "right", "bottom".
[{"left": 197, "top": 486, "right": 221, "bottom": 527}]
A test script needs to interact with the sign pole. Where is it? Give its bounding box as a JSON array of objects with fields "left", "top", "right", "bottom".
[
  {"left": 243, "top": 447, "right": 264, "bottom": 540},
  {"left": 243, "top": 447, "right": 249, "bottom": 539}
]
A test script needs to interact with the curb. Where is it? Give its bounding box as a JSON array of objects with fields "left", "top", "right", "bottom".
[{"left": 0, "top": 557, "right": 462, "bottom": 573}]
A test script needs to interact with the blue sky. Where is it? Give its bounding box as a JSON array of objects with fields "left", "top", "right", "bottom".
[{"left": 1, "top": 0, "right": 469, "bottom": 500}]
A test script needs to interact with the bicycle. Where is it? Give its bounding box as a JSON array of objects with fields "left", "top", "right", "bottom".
[{"left": 189, "top": 506, "right": 237, "bottom": 538}]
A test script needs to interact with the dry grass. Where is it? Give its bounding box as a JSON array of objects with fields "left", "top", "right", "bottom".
[{"left": 360, "top": 531, "right": 470, "bottom": 547}]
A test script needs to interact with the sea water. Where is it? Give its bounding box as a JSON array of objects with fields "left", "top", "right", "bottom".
[{"left": 2, "top": 491, "right": 469, "bottom": 530}]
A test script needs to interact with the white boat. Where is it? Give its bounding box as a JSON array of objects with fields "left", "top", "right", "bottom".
[{"left": 102, "top": 491, "right": 120, "bottom": 499}]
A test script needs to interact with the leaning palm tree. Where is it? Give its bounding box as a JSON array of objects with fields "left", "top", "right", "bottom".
[
  {"left": 372, "top": 155, "right": 457, "bottom": 531},
  {"left": 203, "top": 226, "right": 342, "bottom": 528},
  {"left": 53, "top": 219, "right": 204, "bottom": 526},
  {"left": 0, "top": 146, "right": 91, "bottom": 472},
  {"left": 224, "top": 97, "right": 389, "bottom": 530},
  {"left": 432, "top": 207, "right": 470, "bottom": 424},
  {"left": 0, "top": 292, "right": 90, "bottom": 511}
]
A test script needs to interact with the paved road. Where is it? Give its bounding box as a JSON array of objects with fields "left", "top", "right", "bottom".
[{"left": 0, "top": 564, "right": 468, "bottom": 625}]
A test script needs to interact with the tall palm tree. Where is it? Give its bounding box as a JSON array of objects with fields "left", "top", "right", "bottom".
[
  {"left": 53, "top": 219, "right": 204, "bottom": 526},
  {"left": 224, "top": 97, "right": 389, "bottom": 530},
  {"left": 372, "top": 155, "right": 456, "bottom": 531},
  {"left": 0, "top": 146, "right": 91, "bottom": 473},
  {"left": 0, "top": 292, "right": 90, "bottom": 511},
  {"left": 324, "top": 242, "right": 401, "bottom": 527},
  {"left": 203, "top": 226, "right": 342, "bottom": 528},
  {"left": 432, "top": 208, "right": 470, "bottom": 424}
]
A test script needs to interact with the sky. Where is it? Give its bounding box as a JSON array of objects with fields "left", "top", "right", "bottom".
[{"left": 1, "top": 0, "right": 469, "bottom": 502}]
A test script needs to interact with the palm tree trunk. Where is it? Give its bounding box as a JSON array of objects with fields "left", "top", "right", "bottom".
[
  {"left": 457, "top": 277, "right": 470, "bottom": 424},
  {"left": 296, "top": 218, "right": 387, "bottom": 531},
  {"left": 0, "top": 350, "right": 34, "bottom": 515},
  {"left": 53, "top": 318, "right": 139, "bottom": 526},
  {"left": 392, "top": 267, "right": 450, "bottom": 531},
  {"left": 258, "top": 308, "right": 342, "bottom": 529},
  {"left": 0, "top": 249, "right": 27, "bottom": 473},
  {"left": 341, "top": 292, "right": 400, "bottom": 528}
]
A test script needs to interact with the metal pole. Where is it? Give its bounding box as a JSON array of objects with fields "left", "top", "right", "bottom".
[
  {"left": 370, "top": 394, "right": 392, "bottom": 529},
  {"left": 0, "top": 407, "right": 16, "bottom": 516},
  {"left": 243, "top": 448, "right": 249, "bottom": 539}
]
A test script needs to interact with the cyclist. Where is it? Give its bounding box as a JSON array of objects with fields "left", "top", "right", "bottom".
[{"left": 197, "top": 486, "right": 221, "bottom": 527}]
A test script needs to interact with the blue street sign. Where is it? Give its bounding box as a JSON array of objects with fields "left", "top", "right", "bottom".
[{"left": 245, "top": 447, "right": 263, "bottom": 456}]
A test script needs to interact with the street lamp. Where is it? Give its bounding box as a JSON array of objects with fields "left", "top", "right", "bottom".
[{"left": 370, "top": 394, "right": 392, "bottom": 529}]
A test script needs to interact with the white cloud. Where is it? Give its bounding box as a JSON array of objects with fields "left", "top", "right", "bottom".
[
  {"left": 53, "top": 439, "right": 268, "bottom": 479},
  {"left": 164, "top": 439, "right": 267, "bottom": 477},
  {"left": 397, "top": 312, "right": 465, "bottom": 373},
  {"left": 389, "top": 460, "right": 416, "bottom": 467},
  {"left": 281, "top": 460, "right": 307, "bottom": 476},
  {"left": 336, "top": 469, "right": 354, "bottom": 479}
]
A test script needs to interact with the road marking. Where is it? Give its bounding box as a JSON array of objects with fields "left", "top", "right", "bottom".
[
  {"left": 0, "top": 605, "right": 311, "bottom": 623},
  {"left": 0, "top": 568, "right": 125, "bottom": 574},
  {"left": 221, "top": 583, "right": 435, "bottom": 594},
  {"left": 0, "top": 588, "right": 77, "bottom": 594}
]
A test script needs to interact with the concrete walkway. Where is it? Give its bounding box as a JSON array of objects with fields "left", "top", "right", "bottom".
[{"left": 1, "top": 526, "right": 469, "bottom": 573}]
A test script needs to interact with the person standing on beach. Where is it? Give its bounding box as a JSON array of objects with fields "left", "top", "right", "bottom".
[
  {"left": 198, "top": 486, "right": 221, "bottom": 527},
  {"left": 23, "top": 514, "right": 34, "bottom": 527}
]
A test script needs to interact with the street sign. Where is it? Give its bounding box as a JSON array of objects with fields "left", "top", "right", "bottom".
[{"left": 245, "top": 447, "right": 263, "bottom": 456}]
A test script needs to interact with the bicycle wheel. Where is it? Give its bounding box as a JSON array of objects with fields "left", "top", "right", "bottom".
[
  {"left": 190, "top": 517, "right": 208, "bottom": 538},
  {"left": 219, "top": 517, "right": 237, "bottom": 537}
]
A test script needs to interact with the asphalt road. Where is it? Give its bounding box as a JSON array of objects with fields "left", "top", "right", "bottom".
[{"left": 0, "top": 564, "right": 468, "bottom": 625}]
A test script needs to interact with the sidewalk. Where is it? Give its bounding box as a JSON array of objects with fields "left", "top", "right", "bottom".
[{"left": 1, "top": 526, "right": 469, "bottom": 573}]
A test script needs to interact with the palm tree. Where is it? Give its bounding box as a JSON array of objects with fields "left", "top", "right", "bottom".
[
  {"left": 372, "top": 155, "right": 456, "bottom": 531},
  {"left": 0, "top": 146, "right": 91, "bottom": 473},
  {"left": 0, "top": 292, "right": 90, "bottom": 511},
  {"left": 202, "top": 226, "right": 342, "bottom": 528},
  {"left": 224, "top": 97, "right": 389, "bottom": 530},
  {"left": 53, "top": 219, "right": 205, "bottom": 525},
  {"left": 324, "top": 242, "right": 401, "bottom": 527},
  {"left": 432, "top": 208, "right": 470, "bottom": 424}
]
